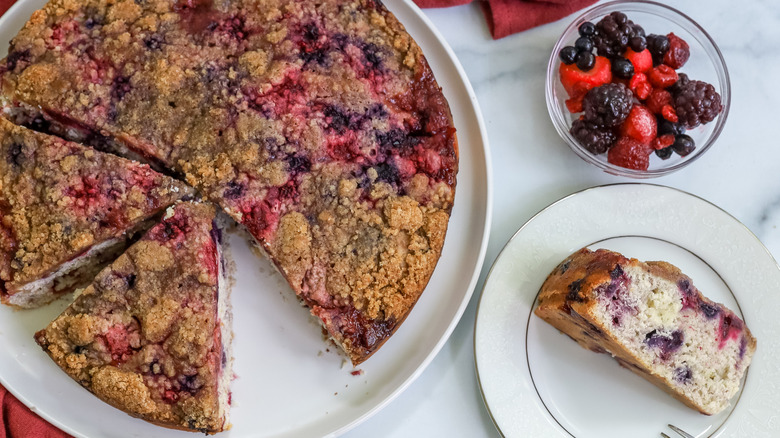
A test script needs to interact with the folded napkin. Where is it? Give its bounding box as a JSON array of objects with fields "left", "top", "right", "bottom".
[
  {"left": 414, "top": 0, "right": 598, "bottom": 39},
  {"left": 1, "top": 385, "right": 71, "bottom": 438}
]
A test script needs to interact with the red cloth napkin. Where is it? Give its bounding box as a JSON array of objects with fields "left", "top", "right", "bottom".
[
  {"left": 1, "top": 385, "right": 71, "bottom": 438},
  {"left": 414, "top": 0, "right": 598, "bottom": 39}
]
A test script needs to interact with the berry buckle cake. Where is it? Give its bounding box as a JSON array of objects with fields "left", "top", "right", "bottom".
[
  {"left": 0, "top": 117, "right": 190, "bottom": 308},
  {"left": 535, "top": 248, "right": 756, "bottom": 415},
  {"left": 0, "top": 0, "right": 458, "bottom": 364},
  {"left": 35, "top": 201, "right": 233, "bottom": 433}
]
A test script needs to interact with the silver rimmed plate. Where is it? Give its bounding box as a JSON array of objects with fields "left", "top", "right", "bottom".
[{"left": 475, "top": 184, "right": 780, "bottom": 438}]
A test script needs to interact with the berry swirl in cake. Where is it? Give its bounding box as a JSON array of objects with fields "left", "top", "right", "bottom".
[
  {"left": 535, "top": 248, "right": 756, "bottom": 415},
  {"left": 0, "top": 117, "right": 191, "bottom": 308},
  {"left": 0, "top": 0, "right": 457, "bottom": 363}
]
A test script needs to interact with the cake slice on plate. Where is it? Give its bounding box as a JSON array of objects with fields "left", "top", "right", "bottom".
[
  {"left": 0, "top": 117, "right": 190, "bottom": 308},
  {"left": 35, "top": 201, "right": 232, "bottom": 433},
  {"left": 0, "top": 0, "right": 458, "bottom": 364},
  {"left": 535, "top": 248, "right": 756, "bottom": 415}
]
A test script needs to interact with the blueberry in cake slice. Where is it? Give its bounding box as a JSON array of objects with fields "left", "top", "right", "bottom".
[
  {"left": 535, "top": 248, "right": 756, "bottom": 415},
  {"left": 0, "top": 117, "right": 190, "bottom": 308},
  {"left": 0, "top": 0, "right": 457, "bottom": 363},
  {"left": 35, "top": 201, "right": 232, "bottom": 433}
]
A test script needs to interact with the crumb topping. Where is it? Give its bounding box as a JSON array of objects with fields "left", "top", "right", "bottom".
[
  {"left": 0, "top": 118, "right": 190, "bottom": 296},
  {"left": 4, "top": 0, "right": 458, "bottom": 363},
  {"left": 35, "top": 201, "right": 227, "bottom": 433}
]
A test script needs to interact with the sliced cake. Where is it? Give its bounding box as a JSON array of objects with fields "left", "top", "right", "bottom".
[
  {"left": 0, "top": 117, "right": 190, "bottom": 308},
  {"left": 35, "top": 201, "right": 232, "bottom": 433},
  {"left": 0, "top": 0, "right": 458, "bottom": 364},
  {"left": 535, "top": 248, "right": 756, "bottom": 415}
]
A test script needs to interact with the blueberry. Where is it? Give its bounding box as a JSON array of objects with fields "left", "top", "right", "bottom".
[
  {"left": 223, "top": 181, "right": 245, "bottom": 200},
  {"left": 126, "top": 273, "right": 137, "bottom": 290},
  {"left": 658, "top": 118, "right": 685, "bottom": 136},
  {"left": 286, "top": 154, "right": 311, "bottom": 173},
  {"left": 645, "top": 329, "right": 684, "bottom": 360},
  {"left": 374, "top": 162, "right": 400, "bottom": 185},
  {"left": 611, "top": 57, "right": 634, "bottom": 79},
  {"left": 4, "top": 49, "right": 29, "bottom": 71},
  {"left": 323, "top": 105, "right": 350, "bottom": 134},
  {"left": 698, "top": 301, "right": 720, "bottom": 319},
  {"left": 576, "top": 51, "right": 595, "bottom": 71},
  {"left": 672, "top": 134, "right": 695, "bottom": 156},
  {"left": 566, "top": 279, "right": 585, "bottom": 302},
  {"left": 655, "top": 147, "right": 673, "bottom": 160},
  {"left": 647, "top": 34, "right": 670, "bottom": 64},
  {"left": 144, "top": 35, "right": 163, "bottom": 50},
  {"left": 610, "top": 264, "right": 624, "bottom": 280},
  {"left": 574, "top": 37, "right": 593, "bottom": 53},
  {"left": 302, "top": 23, "right": 319, "bottom": 42},
  {"left": 629, "top": 36, "right": 647, "bottom": 52},
  {"left": 6, "top": 142, "right": 23, "bottom": 167},
  {"left": 559, "top": 46, "right": 578, "bottom": 65},
  {"left": 578, "top": 21, "right": 596, "bottom": 37},
  {"left": 674, "top": 366, "right": 693, "bottom": 383},
  {"left": 362, "top": 42, "right": 383, "bottom": 69}
]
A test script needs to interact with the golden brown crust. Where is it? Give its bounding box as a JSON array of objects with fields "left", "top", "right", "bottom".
[
  {"left": 35, "top": 202, "right": 229, "bottom": 433},
  {"left": 2, "top": 0, "right": 457, "bottom": 363},
  {"left": 0, "top": 117, "right": 190, "bottom": 303}
]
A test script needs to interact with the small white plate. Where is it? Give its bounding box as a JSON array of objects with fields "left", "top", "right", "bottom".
[
  {"left": 0, "top": 1, "right": 492, "bottom": 437},
  {"left": 475, "top": 184, "right": 780, "bottom": 438}
]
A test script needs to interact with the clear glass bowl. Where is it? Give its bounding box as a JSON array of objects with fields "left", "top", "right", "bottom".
[{"left": 545, "top": 0, "right": 730, "bottom": 178}]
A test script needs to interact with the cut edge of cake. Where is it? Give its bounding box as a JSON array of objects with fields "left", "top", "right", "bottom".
[{"left": 534, "top": 248, "right": 756, "bottom": 415}]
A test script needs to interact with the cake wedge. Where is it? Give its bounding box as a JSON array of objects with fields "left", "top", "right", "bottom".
[
  {"left": 0, "top": 117, "right": 190, "bottom": 308},
  {"left": 535, "top": 248, "right": 756, "bottom": 415},
  {"left": 35, "top": 201, "right": 232, "bottom": 433}
]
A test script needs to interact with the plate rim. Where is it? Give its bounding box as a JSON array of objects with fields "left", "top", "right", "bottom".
[
  {"left": 0, "top": 0, "right": 494, "bottom": 436},
  {"left": 473, "top": 182, "right": 780, "bottom": 438}
]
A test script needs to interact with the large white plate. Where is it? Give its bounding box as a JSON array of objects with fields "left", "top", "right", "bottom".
[
  {"left": 0, "top": 1, "right": 492, "bottom": 436},
  {"left": 475, "top": 184, "right": 780, "bottom": 438}
]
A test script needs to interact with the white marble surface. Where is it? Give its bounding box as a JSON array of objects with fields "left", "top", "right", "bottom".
[{"left": 343, "top": 0, "right": 780, "bottom": 437}]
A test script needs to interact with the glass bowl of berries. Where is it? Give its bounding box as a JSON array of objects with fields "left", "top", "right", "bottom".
[{"left": 546, "top": 0, "right": 730, "bottom": 177}]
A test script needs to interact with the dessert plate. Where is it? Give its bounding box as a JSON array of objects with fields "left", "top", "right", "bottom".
[
  {"left": 475, "top": 184, "right": 780, "bottom": 438},
  {"left": 0, "top": 1, "right": 492, "bottom": 437}
]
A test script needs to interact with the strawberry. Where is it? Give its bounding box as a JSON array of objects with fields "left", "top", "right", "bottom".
[
  {"left": 620, "top": 105, "right": 657, "bottom": 144},
  {"left": 565, "top": 96, "right": 583, "bottom": 113},
  {"left": 559, "top": 56, "right": 612, "bottom": 97},
  {"left": 646, "top": 89, "right": 672, "bottom": 114},
  {"left": 648, "top": 65, "right": 679, "bottom": 88},
  {"left": 664, "top": 33, "right": 690, "bottom": 69},
  {"left": 624, "top": 48, "right": 652, "bottom": 74},
  {"left": 608, "top": 136, "right": 652, "bottom": 170},
  {"left": 629, "top": 73, "right": 652, "bottom": 100}
]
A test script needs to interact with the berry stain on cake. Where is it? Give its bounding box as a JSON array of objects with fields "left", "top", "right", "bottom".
[{"left": 535, "top": 248, "right": 756, "bottom": 415}]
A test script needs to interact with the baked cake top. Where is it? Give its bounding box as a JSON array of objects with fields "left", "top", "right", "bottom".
[
  {"left": 35, "top": 201, "right": 229, "bottom": 433},
  {"left": 1, "top": 0, "right": 457, "bottom": 363},
  {"left": 0, "top": 117, "right": 190, "bottom": 294}
]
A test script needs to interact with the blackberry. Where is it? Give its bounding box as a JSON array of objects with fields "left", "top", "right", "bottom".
[
  {"left": 559, "top": 46, "right": 578, "bottom": 64},
  {"left": 578, "top": 21, "right": 596, "bottom": 37},
  {"left": 672, "top": 80, "right": 722, "bottom": 129},
  {"left": 570, "top": 119, "right": 617, "bottom": 154},
  {"left": 593, "top": 12, "right": 645, "bottom": 58},
  {"left": 668, "top": 72, "right": 690, "bottom": 95},
  {"left": 647, "top": 34, "right": 670, "bottom": 65},
  {"left": 582, "top": 83, "right": 633, "bottom": 127},
  {"left": 611, "top": 57, "right": 634, "bottom": 79},
  {"left": 576, "top": 51, "right": 595, "bottom": 70},
  {"left": 672, "top": 134, "right": 695, "bottom": 156},
  {"left": 655, "top": 147, "right": 673, "bottom": 160}
]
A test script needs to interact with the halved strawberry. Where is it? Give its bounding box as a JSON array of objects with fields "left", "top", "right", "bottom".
[
  {"left": 620, "top": 105, "right": 657, "bottom": 144},
  {"left": 559, "top": 56, "right": 612, "bottom": 97},
  {"left": 648, "top": 65, "right": 679, "bottom": 89},
  {"left": 624, "top": 48, "right": 652, "bottom": 74},
  {"left": 608, "top": 136, "right": 652, "bottom": 170},
  {"left": 664, "top": 33, "right": 690, "bottom": 69}
]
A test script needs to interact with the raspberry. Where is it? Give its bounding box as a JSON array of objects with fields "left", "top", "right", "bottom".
[
  {"left": 559, "top": 56, "right": 612, "bottom": 98},
  {"left": 646, "top": 89, "right": 672, "bottom": 114},
  {"left": 565, "top": 95, "right": 583, "bottom": 113},
  {"left": 648, "top": 65, "right": 678, "bottom": 88},
  {"left": 661, "top": 105, "right": 678, "bottom": 123},
  {"left": 620, "top": 105, "right": 656, "bottom": 144},
  {"left": 624, "top": 48, "right": 652, "bottom": 74},
  {"left": 629, "top": 73, "right": 652, "bottom": 100},
  {"left": 651, "top": 134, "right": 675, "bottom": 150},
  {"left": 583, "top": 83, "right": 633, "bottom": 127},
  {"left": 570, "top": 118, "right": 617, "bottom": 154},
  {"left": 672, "top": 80, "right": 722, "bottom": 129},
  {"left": 593, "top": 12, "right": 645, "bottom": 58},
  {"left": 664, "top": 33, "right": 690, "bottom": 69},
  {"left": 608, "top": 136, "right": 651, "bottom": 170}
]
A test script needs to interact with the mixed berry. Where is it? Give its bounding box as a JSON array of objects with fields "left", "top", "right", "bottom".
[{"left": 558, "top": 12, "right": 723, "bottom": 170}]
